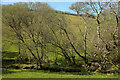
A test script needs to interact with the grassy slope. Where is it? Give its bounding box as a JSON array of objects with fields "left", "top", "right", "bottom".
[
  {"left": 2, "top": 14, "right": 87, "bottom": 60},
  {"left": 2, "top": 14, "right": 85, "bottom": 52},
  {"left": 2, "top": 14, "right": 118, "bottom": 78},
  {"left": 2, "top": 24, "right": 18, "bottom": 52},
  {"left": 2, "top": 13, "right": 95, "bottom": 55}
]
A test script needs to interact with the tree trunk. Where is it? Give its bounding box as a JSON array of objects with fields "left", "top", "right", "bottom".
[
  {"left": 63, "top": 29, "right": 85, "bottom": 59},
  {"left": 71, "top": 56, "right": 75, "bottom": 64},
  {"left": 96, "top": 17, "right": 101, "bottom": 40},
  {"left": 18, "top": 40, "right": 22, "bottom": 61},
  {"left": 84, "top": 23, "right": 87, "bottom": 65},
  {"left": 62, "top": 49, "right": 72, "bottom": 63}
]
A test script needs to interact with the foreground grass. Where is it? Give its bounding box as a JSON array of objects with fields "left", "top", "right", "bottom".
[{"left": 2, "top": 69, "right": 118, "bottom": 78}]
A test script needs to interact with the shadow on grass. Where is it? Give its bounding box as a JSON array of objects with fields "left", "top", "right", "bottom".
[
  {"left": 22, "top": 69, "right": 94, "bottom": 76},
  {"left": 2, "top": 69, "right": 18, "bottom": 74},
  {"left": 2, "top": 51, "right": 19, "bottom": 67},
  {"left": 2, "top": 51, "right": 18, "bottom": 59},
  {"left": 2, "top": 51, "right": 94, "bottom": 76},
  {"left": 2, "top": 68, "right": 94, "bottom": 76}
]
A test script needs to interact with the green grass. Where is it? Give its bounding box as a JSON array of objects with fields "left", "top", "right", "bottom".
[
  {"left": 2, "top": 13, "right": 119, "bottom": 79},
  {"left": 2, "top": 69, "right": 118, "bottom": 78},
  {"left": 2, "top": 51, "right": 18, "bottom": 59}
]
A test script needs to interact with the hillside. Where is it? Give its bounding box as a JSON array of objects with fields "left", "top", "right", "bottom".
[
  {"left": 2, "top": 12, "right": 96, "bottom": 69},
  {"left": 2, "top": 2, "right": 119, "bottom": 79},
  {"left": 2, "top": 13, "right": 95, "bottom": 52}
]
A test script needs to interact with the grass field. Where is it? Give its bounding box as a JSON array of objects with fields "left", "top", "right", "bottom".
[{"left": 2, "top": 69, "right": 118, "bottom": 78}]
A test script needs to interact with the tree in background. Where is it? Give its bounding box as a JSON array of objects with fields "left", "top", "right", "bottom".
[
  {"left": 69, "top": 1, "right": 119, "bottom": 72},
  {"left": 2, "top": 1, "right": 119, "bottom": 72},
  {"left": 2, "top": 2, "right": 60, "bottom": 68}
]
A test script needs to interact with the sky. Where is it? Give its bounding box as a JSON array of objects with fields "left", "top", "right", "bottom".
[
  {"left": 1, "top": 0, "right": 118, "bottom": 14},
  {"left": 1, "top": 2, "right": 77, "bottom": 14}
]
